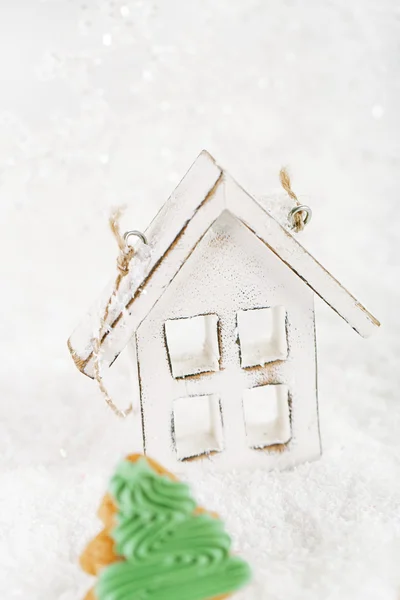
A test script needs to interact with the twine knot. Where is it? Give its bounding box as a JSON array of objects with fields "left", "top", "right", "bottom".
[
  {"left": 116, "top": 246, "right": 134, "bottom": 275},
  {"left": 92, "top": 206, "right": 138, "bottom": 419},
  {"left": 279, "top": 167, "right": 311, "bottom": 232}
]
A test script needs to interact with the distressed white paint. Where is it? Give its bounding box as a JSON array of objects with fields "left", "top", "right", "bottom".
[
  {"left": 67, "top": 150, "right": 381, "bottom": 472},
  {"left": 225, "top": 174, "right": 380, "bottom": 338},
  {"left": 69, "top": 150, "right": 222, "bottom": 372},
  {"left": 136, "top": 210, "right": 320, "bottom": 472},
  {"left": 69, "top": 150, "right": 379, "bottom": 380}
]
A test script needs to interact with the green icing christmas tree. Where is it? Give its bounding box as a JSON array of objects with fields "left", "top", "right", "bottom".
[{"left": 91, "top": 457, "right": 251, "bottom": 600}]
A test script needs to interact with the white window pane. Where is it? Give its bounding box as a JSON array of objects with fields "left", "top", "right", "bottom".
[
  {"left": 242, "top": 384, "right": 291, "bottom": 448},
  {"left": 165, "top": 314, "right": 220, "bottom": 378},
  {"left": 237, "top": 306, "right": 287, "bottom": 367},
  {"left": 173, "top": 394, "right": 224, "bottom": 460}
]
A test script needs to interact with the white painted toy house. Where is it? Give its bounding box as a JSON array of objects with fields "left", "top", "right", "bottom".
[{"left": 69, "top": 151, "right": 379, "bottom": 472}]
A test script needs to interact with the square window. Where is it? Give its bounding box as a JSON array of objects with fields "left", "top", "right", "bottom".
[
  {"left": 165, "top": 314, "right": 220, "bottom": 378},
  {"left": 242, "top": 384, "right": 291, "bottom": 448},
  {"left": 237, "top": 306, "right": 287, "bottom": 367},
  {"left": 172, "top": 394, "right": 224, "bottom": 460}
]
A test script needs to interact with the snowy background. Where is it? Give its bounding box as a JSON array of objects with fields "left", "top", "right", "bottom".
[{"left": 0, "top": 1, "right": 399, "bottom": 599}]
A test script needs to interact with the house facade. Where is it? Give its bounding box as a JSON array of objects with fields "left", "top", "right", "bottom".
[
  {"left": 136, "top": 209, "right": 320, "bottom": 471},
  {"left": 68, "top": 151, "right": 379, "bottom": 473}
]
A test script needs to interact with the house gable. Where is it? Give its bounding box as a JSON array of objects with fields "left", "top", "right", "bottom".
[{"left": 68, "top": 150, "right": 380, "bottom": 378}]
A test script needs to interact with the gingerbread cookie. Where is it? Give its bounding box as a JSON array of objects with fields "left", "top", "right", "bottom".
[{"left": 80, "top": 454, "right": 251, "bottom": 600}]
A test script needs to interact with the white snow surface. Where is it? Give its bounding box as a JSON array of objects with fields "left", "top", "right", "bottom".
[{"left": 0, "top": 1, "right": 399, "bottom": 599}]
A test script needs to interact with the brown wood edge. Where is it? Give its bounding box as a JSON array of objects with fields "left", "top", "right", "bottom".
[
  {"left": 234, "top": 188, "right": 380, "bottom": 335},
  {"left": 68, "top": 338, "right": 92, "bottom": 375},
  {"left": 67, "top": 172, "right": 224, "bottom": 377}
]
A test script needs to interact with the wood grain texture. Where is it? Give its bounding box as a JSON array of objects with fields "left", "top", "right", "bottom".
[
  {"left": 68, "top": 150, "right": 222, "bottom": 376},
  {"left": 136, "top": 209, "right": 320, "bottom": 472},
  {"left": 68, "top": 150, "right": 379, "bottom": 380}
]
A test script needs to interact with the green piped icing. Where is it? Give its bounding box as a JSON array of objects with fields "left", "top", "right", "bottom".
[
  {"left": 96, "top": 458, "right": 251, "bottom": 600},
  {"left": 110, "top": 459, "right": 196, "bottom": 518}
]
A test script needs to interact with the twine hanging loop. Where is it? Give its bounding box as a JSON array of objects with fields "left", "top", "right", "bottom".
[
  {"left": 279, "top": 167, "right": 312, "bottom": 232},
  {"left": 92, "top": 208, "right": 148, "bottom": 418}
]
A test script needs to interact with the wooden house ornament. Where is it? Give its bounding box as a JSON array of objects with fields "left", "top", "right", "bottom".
[{"left": 68, "top": 151, "right": 380, "bottom": 473}]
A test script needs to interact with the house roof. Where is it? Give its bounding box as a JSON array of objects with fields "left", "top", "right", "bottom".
[{"left": 68, "top": 150, "right": 380, "bottom": 378}]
